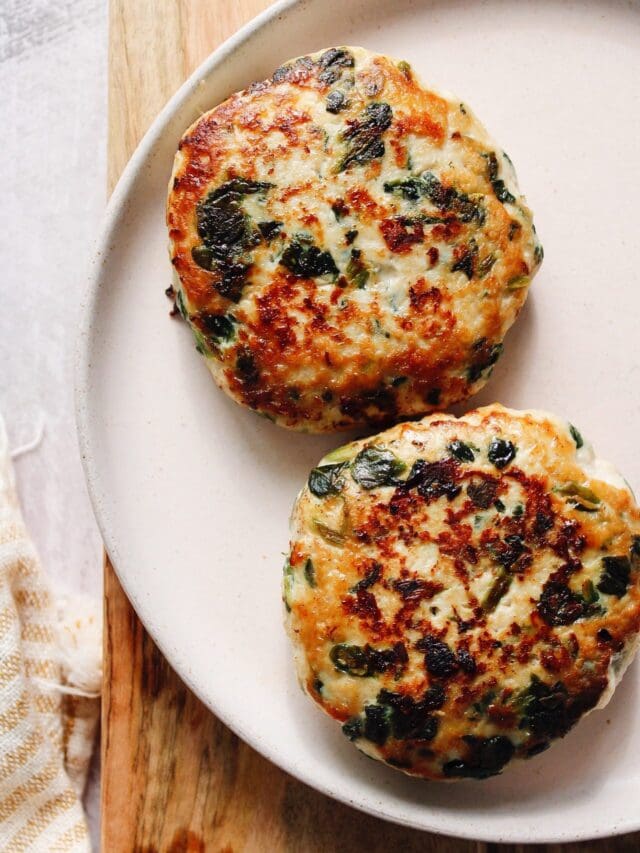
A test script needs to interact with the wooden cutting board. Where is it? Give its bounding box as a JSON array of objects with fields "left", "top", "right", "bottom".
[{"left": 103, "top": 3, "right": 640, "bottom": 850}]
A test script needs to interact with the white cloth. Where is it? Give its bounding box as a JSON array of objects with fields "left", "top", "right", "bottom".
[{"left": 0, "top": 415, "right": 100, "bottom": 852}]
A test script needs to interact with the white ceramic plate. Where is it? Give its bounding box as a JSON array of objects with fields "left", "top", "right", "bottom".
[{"left": 77, "top": 0, "right": 640, "bottom": 842}]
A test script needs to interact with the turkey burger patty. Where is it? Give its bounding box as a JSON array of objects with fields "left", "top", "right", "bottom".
[
  {"left": 167, "top": 47, "right": 542, "bottom": 431},
  {"left": 284, "top": 405, "right": 640, "bottom": 778}
]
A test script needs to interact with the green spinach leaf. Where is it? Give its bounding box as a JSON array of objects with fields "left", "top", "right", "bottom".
[
  {"left": 569, "top": 424, "right": 584, "bottom": 449},
  {"left": 483, "top": 151, "right": 515, "bottom": 204},
  {"left": 308, "top": 463, "right": 347, "bottom": 497},
  {"left": 488, "top": 438, "right": 516, "bottom": 469},
  {"left": 598, "top": 555, "right": 631, "bottom": 598},
  {"left": 339, "top": 102, "right": 393, "bottom": 171},
  {"left": 280, "top": 238, "right": 338, "bottom": 278},
  {"left": 304, "top": 558, "right": 316, "bottom": 588},
  {"left": 351, "top": 446, "right": 406, "bottom": 489}
]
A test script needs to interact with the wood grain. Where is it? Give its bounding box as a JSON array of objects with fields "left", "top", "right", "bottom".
[{"left": 104, "top": 2, "right": 640, "bottom": 850}]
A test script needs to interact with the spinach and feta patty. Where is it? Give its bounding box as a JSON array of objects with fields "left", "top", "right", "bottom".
[
  {"left": 284, "top": 405, "right": 640, "bottom": 779},
  {"left": 167, "top": 47, "right": 542, "bottom": 431}
]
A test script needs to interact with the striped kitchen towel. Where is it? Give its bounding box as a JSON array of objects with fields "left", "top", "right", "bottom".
[{"left": 0, "top": 415, "right": 101, "bottom": 852}]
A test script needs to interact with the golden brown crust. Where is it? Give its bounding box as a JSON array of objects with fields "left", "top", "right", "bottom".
[
  {"left": 168, "top": 47, "right": 542, "bottom": 431},
  {"left": 284, "top": 406, "right": 640, "bottom": 778}
]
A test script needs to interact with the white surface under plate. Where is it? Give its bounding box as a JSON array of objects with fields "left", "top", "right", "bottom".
[{"left": 76, "top": 0, "right": 640, "bottom": 843}]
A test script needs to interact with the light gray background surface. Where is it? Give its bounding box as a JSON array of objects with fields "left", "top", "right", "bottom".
[{"left": 1, "top": 1, "right": 107, "bottom": 847}]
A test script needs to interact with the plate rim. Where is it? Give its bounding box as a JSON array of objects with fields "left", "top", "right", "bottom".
[{"left": 75, "top": 0, "right": 640, "bottom": 843}]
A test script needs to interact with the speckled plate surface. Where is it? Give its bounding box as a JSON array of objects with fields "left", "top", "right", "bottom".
[{"left": 77, "top": 0, "right": 640, "bottom": 842}]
